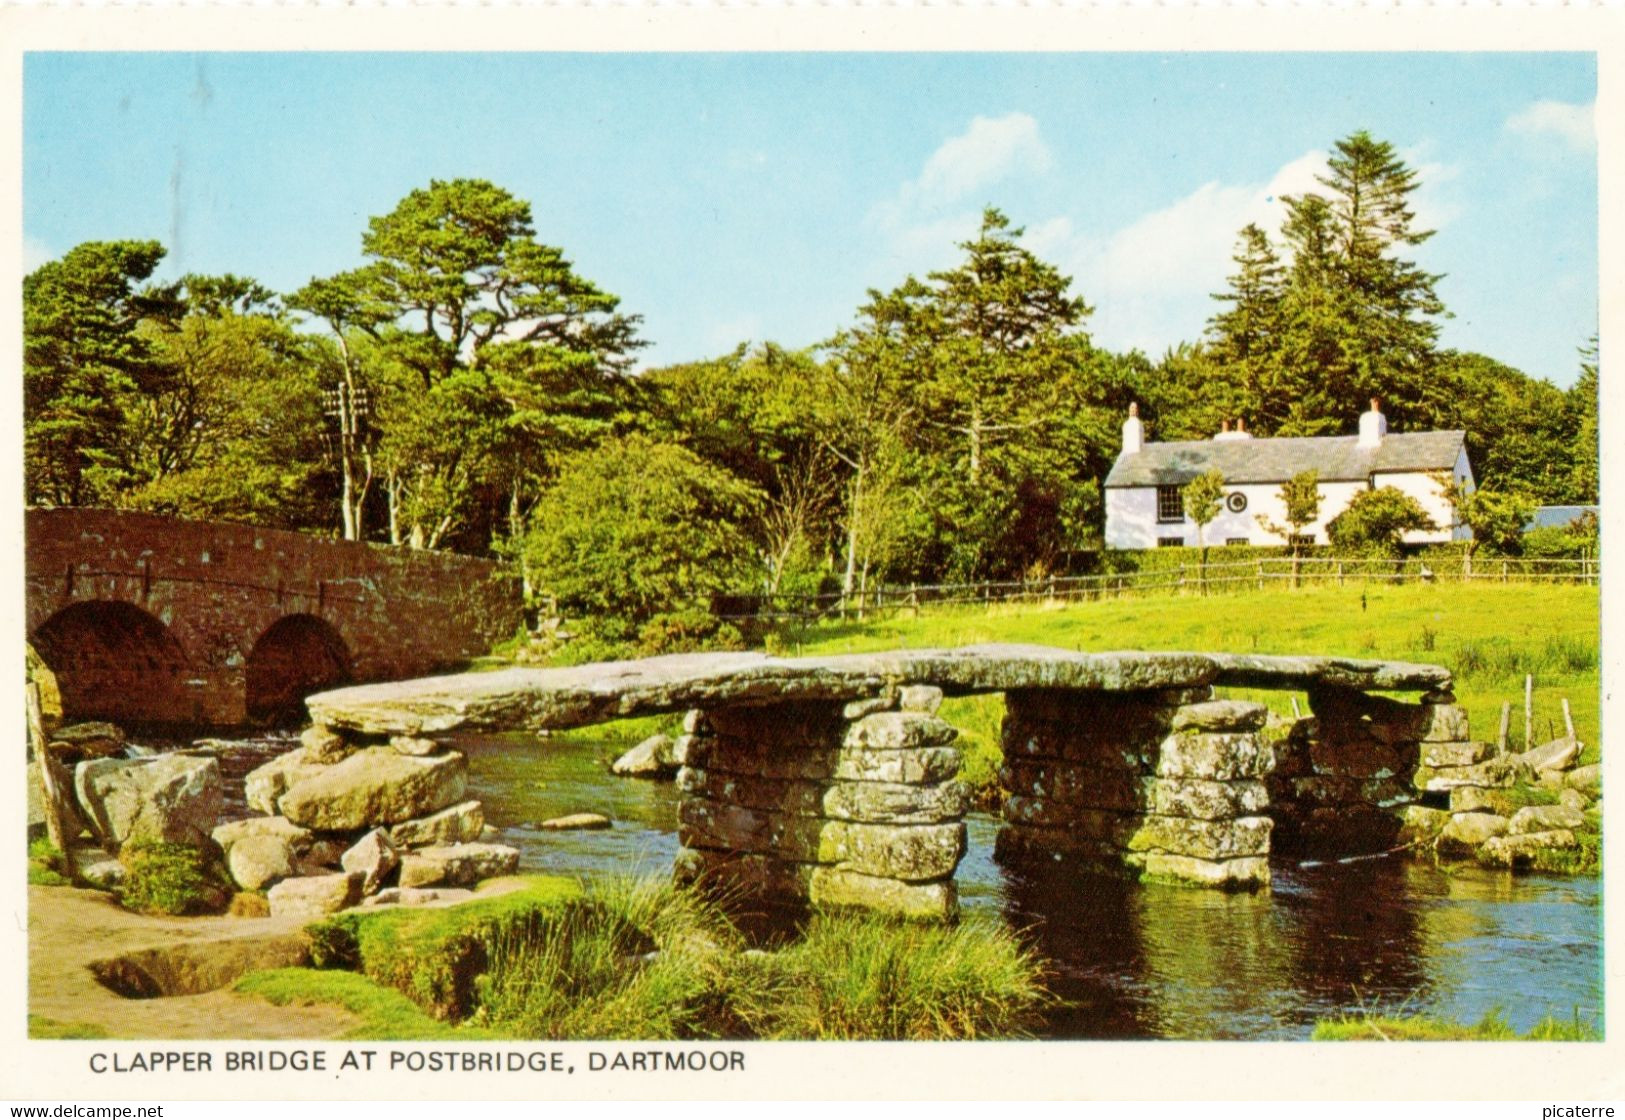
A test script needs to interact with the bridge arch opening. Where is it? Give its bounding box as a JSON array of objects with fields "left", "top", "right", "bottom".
[
  {"left": 245, "top": 614, "right": 352, "bottom": 725},
  {"left": 30, "top": 600, "right": 193, "bottom": 726}
]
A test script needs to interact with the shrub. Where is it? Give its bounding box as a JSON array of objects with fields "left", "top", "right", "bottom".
[
  {"left": 116, "top": 840, "right": 229, "bottom": 916},
  {"left": 741, "top": 913, "right": 1049, "bottom": 1040},
  {"left": 27, "top": 837, "right": 70, "bottom": 887},
  {"left": 636, "top": 609, "right": 745, "bottom": 658}
]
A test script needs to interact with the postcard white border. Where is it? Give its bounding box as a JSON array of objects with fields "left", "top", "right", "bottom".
[{"left": 0, "top": 4, "right": 1620, "bottom": 1102}]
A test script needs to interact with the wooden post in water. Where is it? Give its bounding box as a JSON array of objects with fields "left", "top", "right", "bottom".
[
  {"left": 1524, "top": 674, "right": 1534, "bottom": 749},
  {"left": 1562, "top": 698, "right": 1576, "bottom": 740},
  {"left": 1497, "top": 701, "right": 1511, "bottom": 755}
]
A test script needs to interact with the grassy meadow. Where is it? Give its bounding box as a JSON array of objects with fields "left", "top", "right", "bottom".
[{"left": 770, "top": 583, "right": 1601, "bottom": 799}]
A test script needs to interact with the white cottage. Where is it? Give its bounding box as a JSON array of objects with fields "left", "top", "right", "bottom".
[{"left": 1103, "top": 401, "right": 1474, "bottom": 550}]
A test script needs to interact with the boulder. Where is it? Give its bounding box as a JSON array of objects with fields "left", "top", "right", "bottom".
[
  {"left": 225, "top": 835, "right": 302, "bottom": 892},
  {"left": 300, "top": 725, "right": 354, "bottom": 764},
  {"left": 842, "top": 695, "right": 895, "bottom": 720},
  {"left": 74, "top": 754, "right": 222, "bottom": 850},
  {"left": 212, "top": 816, "right": 314, "bottom": 892},
  {"left": 681, "top": 709, "right": 709, "bottom": 735},
  {"left": 1558, "top": 788, "right": 1590, "bottom": 813},
  {"left": 70, "top": 846, "right": 125, "bottom": 889},
  {"left": 1127, "top": 815, "right": 1273, "bottom": 860},
  {"left": 1508, "top": 804, "right": 1587, "bottom": 835},
  {"left": 1421, "top": 740, "right": 1490, "bottom": 769},
  {"left": 389, "top": 801, "right": 486, "bottom": 848},
  {"left": 1565, "top": 764, "right": 1601, "bottom": 795},
  {"left": 1440, "top": 812, "right": 1509, "bottom": 853},
  {"left": 1155, "top": 732, "right": 1274, "bottom": 781},
  {"left": 898, "top": 685, "right": 944, "bottom": 715},
  {"left": 363, "top": 887, "right": 475, "bottom": 908},
  {"left": 670, "top": 735, "right": 698, "bottom": 766},
  {"left": 397, "top": 843, "right": 520, "bottom": 889},
  {"left": 843, "top": 712, "right": 959, "bottom": 752},
  {"left": 611, "top": 734, "right": 679, "bottom": 778},
  {"left": 244, "top": 747, "right": 331, "bottom": 816},
  {"left": 1134, "top": 852, "right": 1270, "bottom": 891},
  {"left": 1515, "top": 737, "right": 1581, "bottom": 773},
  {"left": 1449, "top": 786, "right": 1518, "bottom": 816},
  {"left": 1479, "top": 830, "right": 1578, "bottom": 868},
  {"left": 389, "top": 735, "right": 441, "bottom": 757},
  {"left": 1169, "top": 700, "right": 1268, "bottom": 734},
  {"left": 341, "top": 828, "right": 400, "bottom": 894},
  {"left": 1413, "top": 756, "right": 1519, "bottom": 792},
  {"left": 52, "top": 722, "right": 125, "bottom": 758},
  {"left": 539, "top": 812, "right": 611, "bottom": 831},
  {"left": 304, "top": 837, "right": 350, "bottom": 868},
  {"left": 1398, "top": 804, "right": 1450, "bottom": 842},
  {"left": 278, "top": 747, "right": 467, "bottom": 830},
  {"left": 266, "top": 872, "right": 363, "bottom": 919}
]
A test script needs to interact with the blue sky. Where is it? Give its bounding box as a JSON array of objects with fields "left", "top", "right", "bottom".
[{"left": 23, "top": 52, "right": 1597, "bottom": 387}]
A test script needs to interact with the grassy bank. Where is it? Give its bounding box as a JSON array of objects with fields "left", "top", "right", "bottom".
[
  {"left": 1312, "top": 1009, "right": 1601, "bottom": 1041},
  {"left": 239, "top": 874, "right": 1049, "bottom": 1041},
  {"left": 773, "top": 584, "right": 1600, "bottom": 803}
]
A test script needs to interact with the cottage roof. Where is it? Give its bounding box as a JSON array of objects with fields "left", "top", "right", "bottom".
[
  {"left": 1525, "top": 505, "right": 1598, "bottom": 531},
  {"left": 1103, "top": 430, "right": 1468, "bottom": 489}
]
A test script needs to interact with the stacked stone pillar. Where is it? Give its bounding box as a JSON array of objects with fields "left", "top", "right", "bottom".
[
  {"left": 672, "top": 687, "right": 969, "bottom": 920},
  {"left": 995, "top": 689, "right": 1274, "bottom": 890},
  {"left": 1268, "top": 685, "right": 1465, "bottom": 854}
]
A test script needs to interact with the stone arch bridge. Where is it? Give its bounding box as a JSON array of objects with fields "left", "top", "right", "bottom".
[
  {"left": 26, "top": 508, "right": 522, "bottom": 727},
  {"left": 304, "top": 646, "right": 1467, "bottom": 917}
]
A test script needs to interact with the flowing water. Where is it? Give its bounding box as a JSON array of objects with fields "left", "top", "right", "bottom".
[{"left": 188, "top": 729, "right": 1603, "bottom": 1041}]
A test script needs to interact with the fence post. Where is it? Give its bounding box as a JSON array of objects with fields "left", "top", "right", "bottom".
[
  {"left": 1256, "top": 560, "right": 1264, "bottom": 592},
  {"left": 1497, "top": 702, "right": 1511, "bottom": 755},
  {"left": 1178, "top": 564, "right": 1185, "bottom": 595},
  {"left": 1524, "top": 674, "right": 1534, "bottom": 749},
  {"left": 1337, "top": 560, "right": 1344, "bottom": 587},
  {"left": 1502, "top": 560, "right": 1509, "bottom": 584}
]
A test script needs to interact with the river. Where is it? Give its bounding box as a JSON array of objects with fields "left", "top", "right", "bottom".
[{"left": 189, "top": 729, "right": 1601, "bottom": 1041}]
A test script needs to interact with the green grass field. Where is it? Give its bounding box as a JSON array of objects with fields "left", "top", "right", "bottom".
[{"left": 774, "top": 584, "right": 1601, "bottom": 794}]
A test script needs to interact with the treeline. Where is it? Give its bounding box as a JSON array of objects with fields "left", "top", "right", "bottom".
[{"left": 24, "top": 132, "right": 1598, "bottom": 652}]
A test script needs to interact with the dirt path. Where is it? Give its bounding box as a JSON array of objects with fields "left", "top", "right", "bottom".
[{"left": 27, "top": 884, "right": 359, "bottom": 1039}]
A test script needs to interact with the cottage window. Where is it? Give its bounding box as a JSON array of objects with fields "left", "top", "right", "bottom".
[
  {"left": 1225, "top": 538, "right": 1249, "bottom": 547},
  {"left": 1290, "top": 533, "right": 1317, "bottom": 550},
  {"left": 1157, "top": 536, "right": 1184, "bottom": 548},
  {"left": 1156, "top": 485, "right": 1183, "bottom": 523}
]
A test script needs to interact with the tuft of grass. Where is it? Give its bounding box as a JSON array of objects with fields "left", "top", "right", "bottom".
[
  {"left": 306, "top": 875, "right": 583, "bottom": 1019},
  {"left": 472, "top": 877, "right": 753, "bottom": 1040},
  {"left": 28, "top": 837, "right": 71, "bottom": 887},
  {"left": 1313, "top": 1008, "right": 1600, "bottom": 1041},
  {"left": 236, "top": 969, "right": 505, "bottom": 1041},
  {"left": 116, "top": 839, "right": 229, "bottom": 916},
  {"left": 29, "top": 1015, "right": 109, "bottom": 1040},
  {"left": 740, "top": 913, "right": 1049, "bottom": 1041}
]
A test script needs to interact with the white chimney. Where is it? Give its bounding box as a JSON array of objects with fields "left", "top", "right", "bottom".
[
  {"left": 1122, "top": 402, "right": 1144, "bottom": 455},
  {"left": 1359, "top": 398, "right": 1388, "bottom": 448}
]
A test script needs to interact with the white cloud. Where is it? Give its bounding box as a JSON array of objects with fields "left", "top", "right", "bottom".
[
  {"left": 865, "top": 112, "right": 1055, "bottom": 284},
  {"left": 1048, "top": 151, "right": 1326, "bottom": 353},
  {"left": 870, "top": 113, "right": 1053, "bottom": 233},
  {"left": 1506, "top": 99, "right": 1595, "bottom": 152},
  {"left": 913, "top": 113, "right": 1052, "bottom": 205}
]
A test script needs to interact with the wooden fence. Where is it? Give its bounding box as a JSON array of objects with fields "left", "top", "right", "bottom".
[{"left": 718, "top": 554, "right": 1599, "bottom": 624}]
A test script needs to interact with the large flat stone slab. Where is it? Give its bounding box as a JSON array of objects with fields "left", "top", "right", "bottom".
[{"left": 306, "top": 645, "right": 1449, "bottom": 736}]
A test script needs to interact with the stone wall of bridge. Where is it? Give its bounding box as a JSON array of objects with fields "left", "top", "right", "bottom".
[{"left": 25, "top": 508, "right": 522, "bottom": 727}]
